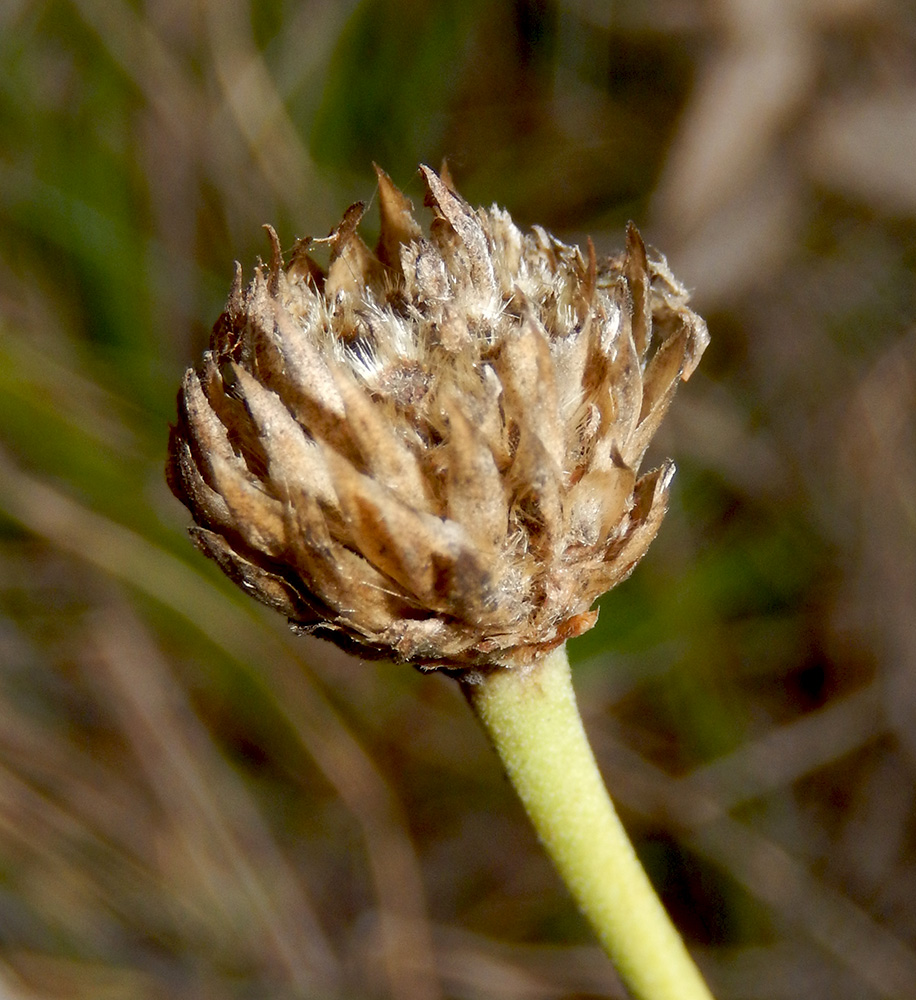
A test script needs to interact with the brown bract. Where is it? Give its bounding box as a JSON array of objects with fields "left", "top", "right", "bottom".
[{"left": 167, "top": 165, "right": 708, "bottom": 672}]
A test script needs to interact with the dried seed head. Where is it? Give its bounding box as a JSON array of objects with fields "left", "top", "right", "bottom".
[{"left": 168, "top": 165, "right": 708, "bottom": 672}]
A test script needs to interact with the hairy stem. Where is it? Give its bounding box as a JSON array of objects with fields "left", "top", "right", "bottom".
[{"left": 461, "top": 644, "right": 714, "bottom": 1000}]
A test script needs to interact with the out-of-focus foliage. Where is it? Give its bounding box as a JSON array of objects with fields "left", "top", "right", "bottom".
[{"left": 1, "top": 1, "right": 915, "bottom": 998}]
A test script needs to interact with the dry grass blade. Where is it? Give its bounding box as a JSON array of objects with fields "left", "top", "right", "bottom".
[
  {"left": 201, "top": 0, "right": 317, "bottom": 206},
  {"left": 86, "top": 603, "right": 339, "bottom": 994},
  {"left": 680, "top": 682, "right": 883, "bottom": 812},
  {"left": 689, "top": 820, "right": 916, "bottom": 1000}
]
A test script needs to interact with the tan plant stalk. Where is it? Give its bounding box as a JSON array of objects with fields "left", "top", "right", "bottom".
[{"left": 168, "top": 164, "right": 712, "bottom": 1000}]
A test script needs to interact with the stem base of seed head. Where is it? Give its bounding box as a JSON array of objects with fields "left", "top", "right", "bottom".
[{"left": 462, "top": 645, "right": 715, "bottom": 1000}]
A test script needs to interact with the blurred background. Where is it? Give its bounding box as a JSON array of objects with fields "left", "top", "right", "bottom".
[{"left": 1, "top": 0, "right": 915, "bottom": 997}]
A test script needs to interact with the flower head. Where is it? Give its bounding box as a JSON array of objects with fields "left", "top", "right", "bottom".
[{"left": 168, "top": 165, "right": 707, "bottom": 671}]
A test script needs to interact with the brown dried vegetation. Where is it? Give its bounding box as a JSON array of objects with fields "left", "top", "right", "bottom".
[{"left": 168, "top": 167, "right": 707, "bottom": 669}]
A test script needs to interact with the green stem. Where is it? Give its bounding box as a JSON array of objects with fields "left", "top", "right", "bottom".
[{"left": 461, "top": 644, "right": 714, "bottom": 1000}]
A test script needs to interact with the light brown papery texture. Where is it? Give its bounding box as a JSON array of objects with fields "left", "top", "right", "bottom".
[{"left": 167, "top": 165, "right": 708, "bottom": 671}]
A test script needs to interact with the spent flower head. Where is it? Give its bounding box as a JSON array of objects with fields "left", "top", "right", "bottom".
[{"left": 168, "top": 165, "right": 708, "bottom": 671}]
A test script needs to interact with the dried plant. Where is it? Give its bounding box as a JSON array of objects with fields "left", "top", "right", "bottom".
[
  {"left": 168, "top": 165, "right": 707, "bottom": 674},
  {"left": 168, "top": 165, "right": 712, "bottom": 1000}
]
